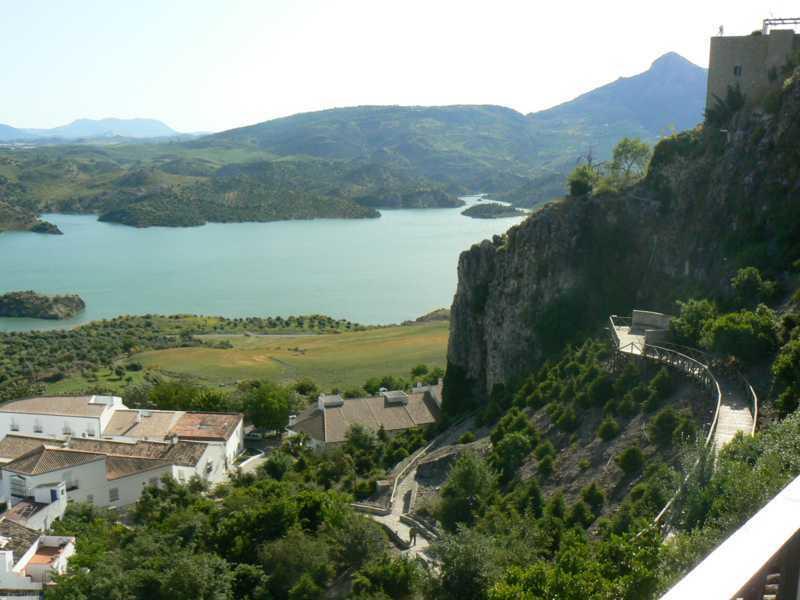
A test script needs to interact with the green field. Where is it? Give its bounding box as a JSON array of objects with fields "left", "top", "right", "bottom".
[{"left": 123, "top": 321, "right": 448, "bottom": 391}]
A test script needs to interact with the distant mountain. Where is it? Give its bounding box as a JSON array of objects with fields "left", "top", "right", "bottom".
[
  {"left": 0, "top": 118, "right": 180, "bottom": 142},
  {"left": 0, "top": 124, "right": 35, "bottom": 142},
  {"left": 196, "top": 53, "right": 707, "bottom": 206},
  {"left": 500, "top": 52, "right": 708, "bottom": 205},
  {"left": 26, "top": 118, "right": 179, "bottom": 139}
]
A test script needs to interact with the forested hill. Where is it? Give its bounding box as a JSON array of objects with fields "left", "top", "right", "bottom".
[
  {"left": 193, "top": 53, "right": 707, "bottom": 206},
  {"left": 191, "top": 105, "right": 540, "bottom": 192}
]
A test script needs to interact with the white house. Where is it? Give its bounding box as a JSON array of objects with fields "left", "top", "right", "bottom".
[
  {"left": 0, "top": 434, "right": 231, "bottom": 510},
  {"left": 0, "top": 396, "right": 244, "bottom": 461},
  {"left": 2, "top": 481, "right": 67, "bottom": 532},
  {"left": 0, "top": 518, "right": 74, "bottom": 599}
]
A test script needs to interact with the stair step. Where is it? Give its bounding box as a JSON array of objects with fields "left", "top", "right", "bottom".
[{"left": 765, "top": 573, "right": 781, "bottom": 583}]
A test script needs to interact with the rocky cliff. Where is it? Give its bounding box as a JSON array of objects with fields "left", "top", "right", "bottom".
[
  {"left": 0, "top": 291, "right": 85, "bottom": 320},
  {"left": 446, "top": 71, "right": 800, "bottom": 409}
]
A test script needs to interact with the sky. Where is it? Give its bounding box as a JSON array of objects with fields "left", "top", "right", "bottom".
[{"left": 1, "top": 0, "right": 797, "bottom": 133}]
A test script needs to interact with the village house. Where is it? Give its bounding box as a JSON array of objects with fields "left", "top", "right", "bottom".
[
  {"left": 0, "top": 518, "right": 74, "bottom": 600},
  {"left": 291, "top": 383, "right": 442, "bottom": 449},
  {"left": 0, "top": 396, "right": 243, "bottom": 510}
]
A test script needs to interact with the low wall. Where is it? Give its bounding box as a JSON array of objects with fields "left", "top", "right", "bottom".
[
  {"left": 632, "top": 310, "right": 672, "bottom": 330},
  {"left": 644, "top": 328, "right": 671, "bottom": 344}
]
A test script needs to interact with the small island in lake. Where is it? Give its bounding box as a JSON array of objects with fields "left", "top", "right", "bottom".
[
  {"left": 461, "top": 202, "right": 526, "bottom": 219},
  {"left": 0, "top": 291, "right": 86, "bottom": 320}
]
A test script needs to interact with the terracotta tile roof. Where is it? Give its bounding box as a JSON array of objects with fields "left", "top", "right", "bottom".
[
  {"left": 4, "top": 446, "right": 104, "bottom": 476},
  {"left": 25, "top": 545, "right": 61, "bottom": 566},
  {"left": 0, "top": 518, "right": 39, "bottom": 559},
  {"left": 0, "top": 396, "right": 106, "bottom": 418},
  {"left": 171, "top": 412, "right": 242, "bottom": 441},
  {"left": 297, "top": 390, "right": 440, "bottom": 445},
  {"left": 105, "top": 456, "right": 170, "bottom": 480},
  {"left": 0, "top": 434, "right": 206, "bottom": 467},
  {"left": 103, "top": 410, "right": 184, "bottom": 438},
  {"left": 0, "top": 435, "right": 50, "bottom": 462}
]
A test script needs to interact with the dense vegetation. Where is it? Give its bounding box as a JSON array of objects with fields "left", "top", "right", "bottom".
[
  {"left": 0, "top": 290, "right": 85, "bottom": 320},
  {"left": 0, "top": 314, "right": 362, "bottom": 401},
  {"left": 460, "top": 203, "right": 525, "bottom": 219}
]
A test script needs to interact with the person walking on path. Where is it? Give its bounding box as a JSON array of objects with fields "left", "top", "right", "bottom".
[{"left": 409, "top": 526, "right": 417, "bottom": 546}]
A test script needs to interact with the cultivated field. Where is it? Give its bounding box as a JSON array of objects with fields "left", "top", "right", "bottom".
[{"left": 128, "top": 321, "right": 449, "bottom": 390}]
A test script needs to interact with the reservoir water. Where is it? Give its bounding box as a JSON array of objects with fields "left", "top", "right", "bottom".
[{"left": 0, "top": 196, "right": 525, "bottom": 331}]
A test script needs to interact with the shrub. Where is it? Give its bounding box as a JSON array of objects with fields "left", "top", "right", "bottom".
[
  {"left": 731, "top": 267, "right": 777, "bottom": 308},
  {"left": 459, "top": 431, "right": 476, "bottom": 444},
  {"left": 700, "top": 306, "right": 778, "bottom": 363},
  {"left": 438, "top": 452, "right": 496, "bottom": 531},
  {"left": 567, "top": 500, "right": 595, "bottom": 528},
  {"left": 568, "top": 164, "right": 600, "bottom": 196},
  {"left": 648, "top": 408, "right": 679, "bottom": 447},
  {"left": 616, "top": 446, "right": 644, "bottom": 476},
  {"left": 555, "top": 406, "right": 578, "bottom": 432},
  {"left": 537, "top": 455, "right": 554, "bottom": 478},
  {"left": 597, "top": 417, "right": 621, "bottom": 441},
  {"left": 534, "top": 440, "right": 555, "bottom": 460},
  {"left": 516, "top": 478, "right": 544, "bottom": 517},
  {"left": 491, "top": 431, "right": 533, "bottom": 482},
  {"left": 618, "top": 394, "right": 638, "bottom": 417},
  {"left": 588, "top": 374, "right": 614, "bottom": 407},
  {"left": 670, "top": 299, "right": 717, "bottom": 346},
  {"left": 262, "top": 450, "right": 293, "bottom": 481},
  {"left": 581, "top": 482, "right": 605, "bottom": 516}
]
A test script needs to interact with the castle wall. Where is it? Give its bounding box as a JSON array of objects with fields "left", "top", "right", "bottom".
[{"left": 706, "top": 30, "right": 799, "bottom": 110}]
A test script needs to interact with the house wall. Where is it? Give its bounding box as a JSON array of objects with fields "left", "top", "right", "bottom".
[
  {"left": 707, "top": 30, "right": 800, "bottom": 109},
  {"left": 225, "top": 420, "right": 244, "bottom": 464},
  {"left": 171, "top": 443, "right": 227, "bottom": 485},
  {"left": 0, "top": 547, "right": 41, "bottom": 594},
  {"left": 0, "top": 413, "right": 103, "bottom": 439},
  {"left": 2, "top": 458, "right": 172, "bottom": 509}
]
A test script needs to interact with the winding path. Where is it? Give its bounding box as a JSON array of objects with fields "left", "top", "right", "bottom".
[{"left": 610, "top": 316, "right": 756, "bottom": 453}]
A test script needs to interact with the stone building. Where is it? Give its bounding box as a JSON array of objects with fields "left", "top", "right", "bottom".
[{"left": 706, "top": 19, "right": 800, "bottom": 110}]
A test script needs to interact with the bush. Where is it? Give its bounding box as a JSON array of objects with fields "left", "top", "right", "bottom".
[
  {"left": 597, "top": 417, "right": 621, "bottom": 441},
  {"left": 534, "top": 440, "right": 555, "bottom": 460},
  {"left": 262, "top": 451, "right": 293, "bottom": 481},
  {"left": 491, "top": 431, "right": 533, "bottom": 482},
  {"left": 459, "top": 431, "right": 476, "bottom": 445},
  {"left": 670, "top": 299, "right": 717, "bottom": 346},
  {"left": 616, "top": 446, "right": 644, "bottom": 476},
  {"left": 537, "top": 455, "right": 554, "bottom": 478},
  {"left": 700, "top": 306, "right": 778, "bottom": 363},
  {"left": 555, "top": 406, "right": 578, "bottom": 432},
  {"left": 568, "top": 164, "right": 600, "bottom": 196},
  {"left": 438, "top": 453, "right": 497, "bottom": 531},
  {"left": 566, "top": 500, "right": 595, "bottom": 528},
  {"left": 581, "top": 482, "right": 605, "bottom": 516},
  {"left": 648, "top": 408, "right": 679, "bottom": 447},
  {"left": 731, "top": 267, "right": 777, "bottom": 308}
]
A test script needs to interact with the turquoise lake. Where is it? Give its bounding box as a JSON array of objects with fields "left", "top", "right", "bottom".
[{"left": 0, "top": 197, "right": 525, "bottom": 331}]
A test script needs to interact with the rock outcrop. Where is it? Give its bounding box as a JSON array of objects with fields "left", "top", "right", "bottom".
[
  {"left": 0, "top": 291, "right": 85, "bottom": 320},
  {"left": 446, "top": 71, "right": 800, "bottom": 409}
]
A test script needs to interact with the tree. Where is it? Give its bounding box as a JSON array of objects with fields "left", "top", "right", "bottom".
[
  {"left": 352, "top": 556, "right": 423, "bottom": 599},
  {"left": 431, "top": 528, "right": 502, "bottom": 600},
  {"left": 610, "top": 137, "right": 652, "bottom": 181},
  {"left": 700, "top": 306, "right": 778, "bottom": 363},
  {"left": 160, "top": 552, "right": 235, "bottom": 600},
  {"left": 438, "top": 452, "right": 497, "bottom": 531},
  {"left": 670, "top": 299, "right": 717, "bottom": 346},
  {"left": 568, "top": 164, "right": 600, "bottom": 197},
  {"left": 597, "top": 417, "right": 620, "bottom": 441},
  {"left": 491, "top": 431, "right": 533, "bottom": 482},
  {"left": 731, "top": 267, "right": 777, "bottom": 308},
  {"left": 261, "top": 451, "right": 293, "bottom": 480},
  {"left": 243, "top": 381, "right": 292, "bottom": 431},
  {"left": 259, "top": 527, "right": 332, "bottom": 598},
  {"left": 616, "top": 446, "right": 644, "bottom": 476}
]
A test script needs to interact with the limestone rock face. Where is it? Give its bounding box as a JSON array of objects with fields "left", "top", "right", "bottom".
[
  {"left": 447, "top": 70, "right": 800, "bottom": 406},
  {"left": 0, "top": 291, "right": 85, "bottom": 320}
]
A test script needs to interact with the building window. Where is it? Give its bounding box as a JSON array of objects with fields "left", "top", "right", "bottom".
[
  {"left": 10, "top": 475, "right": 26, "bottom": 498},
  {"left": 733, "top": 65, "right": 742, "bottom": 77},
  {"left": 109, "top": 488, "right": 119, "bottom": 503},
  {"left": 87, "top": 495, "right": 94, "bottom": 504},
  {"left": 63, "top": 424, "right": 73, "bottom": 435},
  {"left": 33, "top": 420, "right": 43, "bottom": 434},
  {"left": 205, "top": 462, "right": 214, "bottom": 474},
  {"left": 10, "top": 420, "right": 19, "bottom": 432}
]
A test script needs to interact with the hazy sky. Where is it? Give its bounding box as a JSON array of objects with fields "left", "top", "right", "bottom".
[{"left": 1, "top": 1, "right": 797, "bottom": 132}]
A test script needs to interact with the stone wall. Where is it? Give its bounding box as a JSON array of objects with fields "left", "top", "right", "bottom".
[{"left": 707, "top": 30, "right": 799, "bottom": 109}]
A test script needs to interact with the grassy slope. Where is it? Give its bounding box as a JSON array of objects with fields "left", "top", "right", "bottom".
[{"left": 50, "top": 321, "right": 448, "bottom": 392}]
